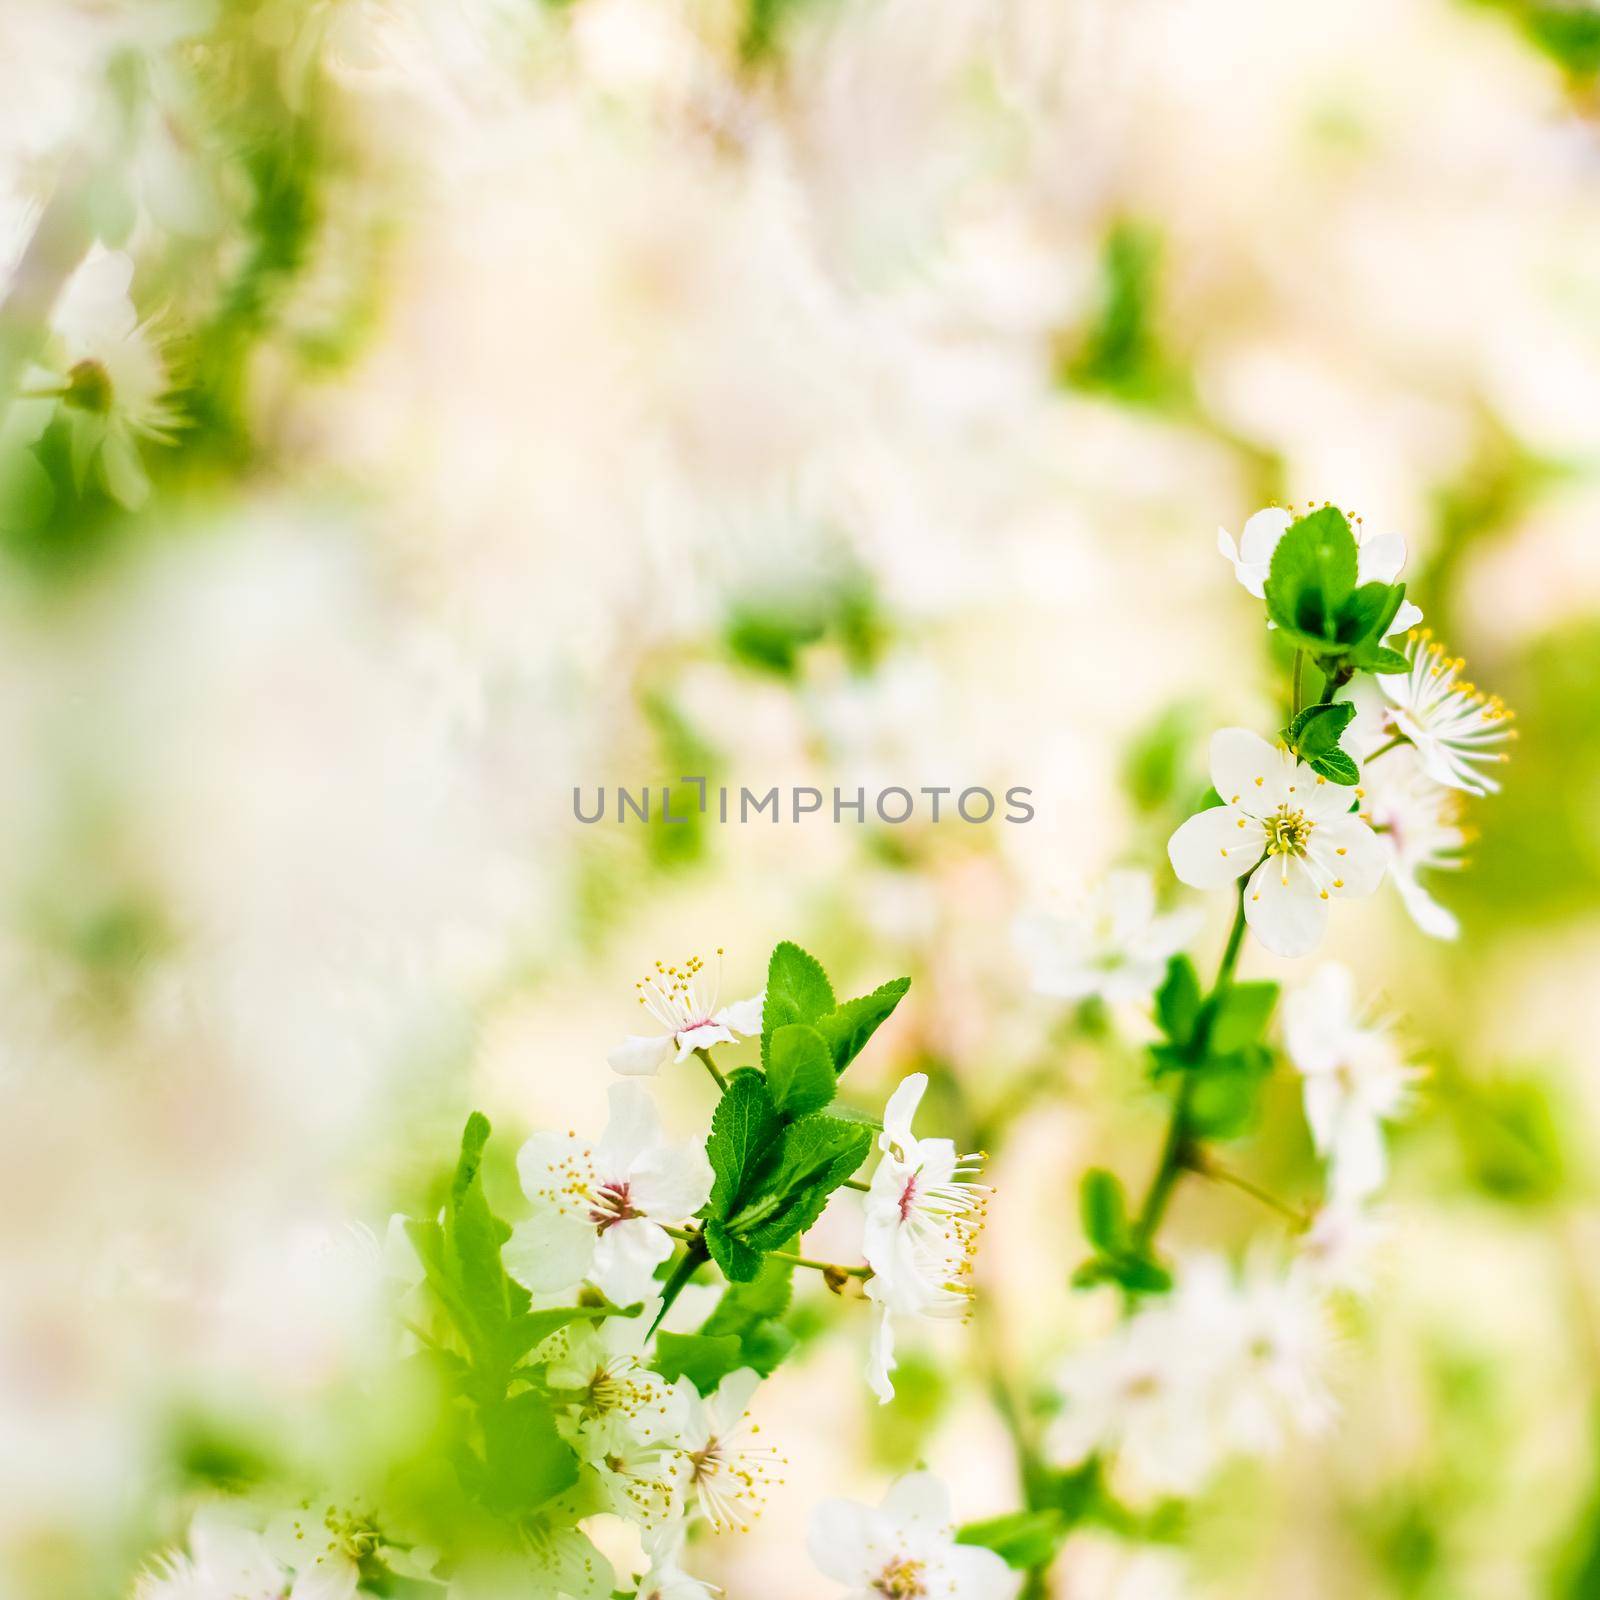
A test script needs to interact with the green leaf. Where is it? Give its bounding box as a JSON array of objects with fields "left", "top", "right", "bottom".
[
  {"left": 1263, "top": 507, "right": 1359, "bottom": 649},
  {"left": 1307, "top": 747, "right": 1360, "bottom": 785},
  {"left": 706, "top": 1069, "right": 779, "bottom": 1219},
  {"left": 700, "top": 1251, "right": 797, "bottom": 1377},
  {"left": 813, "top": 977, "right": 911, "bottom": 1074},
  {"left": 761, "top": 942, "right": 836, "bottom": 1069},
  {"left": 1155, "top": 955, "right": 1201, "bottom": 1046},
  {"left": 504, "top": 1302, "right": 640, "bottom": 1365},
  {"left": 703, "top": 1220, "right": 764, "bottom": 1282},
  {"left": 477, "top": 1391, "right": 578, "bottom": 1514},
  {"left": 1079, "top": 1168, "right": 1128, "bottom": 1253},
  {"left": 1187, "top": 1046, "right": 1273, "bottom": 1140},
  {"left": 956, "top": 1509, "right": 1069, "bottom": 1571},
  {"left": 1356, "top": 643, "right": 1412, "bottom": 676},
  {"left": 766, "top": 1023, "right": 837, "bottom": 1117},
  {"left": 1072, "top": 1250, "right": 1172, "bottom": 1294},
  {"left": 442, "top": 1113, "right": 529, "bottom": 1361},
  {"left": 726, "top": 1113, "right": 872, "bottom": 1250},
  {"left": 1337, "top": 580, "right": 1405, "bottom": 650},
  {"left": 1286, "top": 699, "right": 1355, "bottom": 760},
  {"left": 652, "top": 1331, "right": 744, "bottom": 1394},
  {"left": 1207, "top": 981, "right": 1279, "bottom": 1054}
]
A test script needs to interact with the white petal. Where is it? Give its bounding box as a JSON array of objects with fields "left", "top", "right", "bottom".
[
  {"left": 1168, "top": 805, "right": 1260, "bottom": 890},
  {"left": 1239, "top": 506, "right": 1292, "bottom": 566},
  {"left": 674, "top": 1021, "right": 735, "bottom": 1057},
  {"left": 1245, "top": 858, "right": 1329, "bottom": 959},
  {"left": 517, "top": 1129, "right": 589, "bottom": 1206},
  {"left": 1284, "top": 964, "right": 1357, "bottom": 1074},
  {"left": 714, "top": 991, "right": 765, "bottom": 1035},
  {"left": 1391, "top": 869, "right": 1459, "bottom": 940},
  {"left": 608, "top": 1033, "right": 675, "bottom": 1077},
  {"left": 503, "top": 1210, "right": 595, "bottom": 1294},
  {"left": 942, "top": 1544, "right": 1020, "bottom": 1600},
  {"left": 866, "top": 1299, "right": 897, "bottom": 1403},
  {"left": 1388, "top": 599, "right": 1425, "bottom": 637},
  {"left": 591, "top": 1219, "right": 674, "bottom": 1305},
  {"left": 1301, "top": 1073, "right": 1344, "bottom": 1155},
  {"left": 289, "top": 1553, "right": 360, "bottom": 1600},
  {"left": 628, "top": 1141, "right": 714, "bottom": 1221},
  {"left": 880, "top": 1073, "right": 928, "bottom": 1156},
  {"left": 1355, "top": 531, "right": 1407, "bottom": 586},
  {"left": 1210, "top": 728, "right": 1291, "bottom": 814},
  {"left": 807, "top": 1497, "right": 880, "bottom": 1585},
  {"left": 597, "top": 1082, "right": 664, "bottom": 1172},
  {"left": 879, "top": 1471, "right": 952, "bottom": 1535},
  {"left": 1330, "top": 1111, "right": 1388, "bottom": 1201},
  {"left": 1310, "top": 817, "right": 1387, "bottom": 897}
]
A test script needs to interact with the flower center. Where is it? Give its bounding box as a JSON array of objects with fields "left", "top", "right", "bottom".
[
  {"left": 872, "top": 1557, "right": 928, "bottom": 1599},
  {"left": 1264, "top": 805, "right": 1312, "bottom": 857},
  {"left": 63, "top": 358, "right": 114, "bottom": 415},
  {"left": 897, "top": 1173, "right": 919, "bottom": 1222},
  {"left": 588, "top": 1179, "right": 640, "bottom": 1232}
]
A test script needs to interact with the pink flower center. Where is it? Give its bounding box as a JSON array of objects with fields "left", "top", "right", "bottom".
[
  {"left": 588, "top": 1180, "right": 640, "bottom": 1232},
  {"left": 897, "top": 1174, "right": 919, "bottom": 1222}
]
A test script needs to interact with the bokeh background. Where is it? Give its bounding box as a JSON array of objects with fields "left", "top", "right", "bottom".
[{"left": 2, "top": 1, "right": 1599, "bottom": 1596}]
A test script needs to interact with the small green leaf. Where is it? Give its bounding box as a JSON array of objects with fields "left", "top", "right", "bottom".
[
  {"left": 1307, "top": 747, "right": 1361, "bottom": 785},
  {"left": 727, "top": 1113, "right": 872, "bottom": 1250},
  {"left": 652, "top": 1331, "right": 744, "bottom": 1394},
  {"left": 762, "top": 942, "right": 837, "bottom": 1069},
  {"left": 1079, "top": 1168, "right": 1128, "bottom": 1253},
  {"left": 1263, "top": 507, "right": 1360, "bottom": 648},
  {"left": 956, "top": 1509, "right": 1069, "bottom": 1571},
  {"left": 1187, "top": 1046, "right": 1273, "bottom": 1139},
  {"left": 1207, "top": 981, "right": 1279, "bottom": 1054},
  {"left": 706, "top": 1069, "right": 779, "bottom": 1219},
  {"left": 1286, "top": 699, "right": 1355, "bottom": 760},
  {"left": 477, "top": 1391, "right": 578, "bottom": 1514},
  {"left": 700, "top": 1251, "right": 797, "bottom": 1376},
  {"left": 1337, "top": 580, "right": 1406, "bottom": 649},
  {"left": 505, "top": 1301, "right": 640, "bottom": 1364},
  {"left": 1360, "top": 644, "right": 1412, "bottom": 676},
  {"left": 704, "top": 1220, "right": 764, "bottom": 1282},
  {"left": 443, "top": 1113, "right": 529, "bottom": 1361},
  {"left": 813, "top": 976, "right": 910, "bottom": 1074},
  {"left": 766, "top": 1023, "right": 837, "bottom": 1117},
  {"left": 1155, "top": 955, "right": 1202, "bottom": 1046}
]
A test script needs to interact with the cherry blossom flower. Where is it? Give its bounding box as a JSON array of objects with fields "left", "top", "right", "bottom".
[
  {"left": 1167, "top": 730, "right": 1387, "bottom": 958},
  {"left": 504, "top": 1083, "right": 713, "bottom": 1305},
  {"left": 1013, "top": 870, "right": 1201, "bottom": 1005},
  {"left": 807, "top": 1472, "right": 1016, "bottom": 1600},
  {"left": 861, "top": 1073, "right": 989, "bottom": 1403},
  {"left": 673, "top": 1367, "right": 785, "bottom": 1534},
  {"left": 1294, "top": 1200, "right": 1388, "bottom": 1295},
  {"left": 134, "top": 1505, "right": 289, "bottom": 1600},
  {"left": 1284, "top": 965, "right": 1416, "bottom": 1201},
  {"left": 634, "top": 1525, "right": 718, "bottom": 1600},
  {"left": 1377, "top": 629, "right": 1516, "bottom": 796},
  {"left": 1357, "top": 747, "right": 1471, "bottom": 939},
  {"left": 608, "top": 951, "right": 764, "bottom": 1076},
  {"left": 1217, "top": 506, "right": 1423, "bottom": 634},
  {"left": 264, "top": 1498, "right": 429, "bottom": 1600}
]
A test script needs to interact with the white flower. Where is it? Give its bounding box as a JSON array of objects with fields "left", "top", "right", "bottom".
[
  {"left": 1014, "top": 871, "right": 1201, "bottom": 1005},
  {"left": 635, "top": 1524, "right": 718, "bottom": 1600},
  {"left": 807, "top": 1472, "right": 1016, "bottom": 1600},
  {"left": 1217, "top": 507, "right": 1423, "bottom": 635},
  {"left": 265, "top": 1498, "right": 426, "bottom": 1600},
  {"left": 1284, "top": 965, "right": 1417, "bottom": 1202},
  {"left": 1377, "top": 628, "right": 1516, "bottom": 796},
  {"left": 861, "top": 1072, "right": 989, "bottom": 1404},
  {"left": 1167, "top": 729, "right": 1387, "bottom": 959},
  {"left": 1048, "top": 1258, "right": 1332, "bottom": 1498},
  {"left": 135, "top": 1505, "right": 289, "bottom": 1600},
  {"left": 504, "top": 1083, "right": 713, "bottom": 1306},
  {"left": 13, "top": 245, "right": 180, "bottom": 510},
  {"left": 674, "top": 1367, "right": 785, "bottom": 1534},
  {"left": 1294, "top": 1200, "right": 1387, "bottom": 1296},
  {"left": 1357, "top": 747, "right": 1471, "bottom": 940},
  {"left": 522, "top": 1510, "right": 615, "bottom": 1600},
  {"left": 608, "top": 951, "right": 764, "bottom": 1076}
]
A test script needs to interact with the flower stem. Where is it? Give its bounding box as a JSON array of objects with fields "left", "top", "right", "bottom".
[
  {"left": 766, "top": 1247, "right": 872, "bottom": 1279},
  {"left": 1185, "top": 1149, "right": 1307, "bottom": 1229},
  {"left": 1130, "top": 876, "right": 1249, "bottom": 1251},
  {"left": 648, "top": 1235, "right": 709, "bottom": 1335},
  {"left": 694, "top": 1046, "right": 729, "bottom": 1093},
  {"left": 1364, "top": 732, "right": 1409, "bottom": 763}
]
